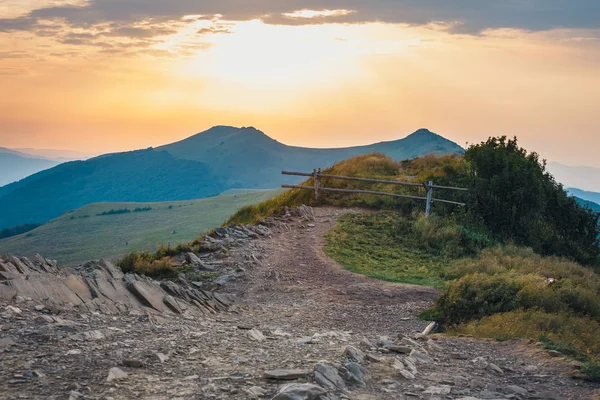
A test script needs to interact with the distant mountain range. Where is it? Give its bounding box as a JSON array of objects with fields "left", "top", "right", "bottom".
[
  {"left": 568, "top": 188, "right": 600, "bottom": 206},
  {"left": 0, "top": 148, "right": 60, "bottom": 187},
  {"left": 574, "top": 197, "right": 600, "bottom": 213},
  {"left": 547, "top": 162, "right": 600, "bottom": 192},
  {"left": 0, "top": 126, "right": 463, "bottom": 229},
  {"left": 0, "top": 147, "right": 94, "bottom": 187}
]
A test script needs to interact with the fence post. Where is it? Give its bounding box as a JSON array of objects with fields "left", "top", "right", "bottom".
[
  {"left": 313, "top": 168, "right": 321, "bottom": 200},
  {"left": 425, "top": 180, "right": 433, "bottom": 217}
]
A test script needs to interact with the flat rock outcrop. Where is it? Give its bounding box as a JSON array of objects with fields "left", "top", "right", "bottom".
[{"left": 0, "top": 255, "right": 236, "bottom": 316}]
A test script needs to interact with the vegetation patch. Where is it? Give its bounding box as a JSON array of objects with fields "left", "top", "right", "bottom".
[
  {"left": 0, "top": 223, "right": 42, "bottom": 240},
  {"left": 117, "top": 251, "right": 178, "bottom": 279},
  {"left": 97, "top": 208, "right": 131, "bottom": 216},
  {"left": 324, "top": 211, "right": 488, "bottom": 287}
]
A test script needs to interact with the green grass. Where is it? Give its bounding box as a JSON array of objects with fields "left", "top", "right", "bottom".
[
  {"left": 0, "top": 189, "right": 282, "bottom": 265},
  {"left": 323, "top": 210, "right": 600, "bottom": 381},
  {"left": 324, "top": 212, "right": 450, "bottom": 287}
]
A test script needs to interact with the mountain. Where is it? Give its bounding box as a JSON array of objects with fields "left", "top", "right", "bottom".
[
  {"left": 568, "top": 188, "right": 600, "bottom": 205},
  {"left": 0, "top": 126, "right": 463, "bottom": 229},
  {"left": 574, "top": 197, "right": 600, "bottom": 213},
  {"left": 12, "top": 148, "right": 95, "bottom": 162},
  {"left": 547, "top": 162, "right": 600, "bottom": 192},
  {"left": 0, "top": 148, "right": 60, "bottom": 186}
]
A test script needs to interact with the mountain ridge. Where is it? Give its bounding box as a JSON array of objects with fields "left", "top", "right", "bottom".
[{"left": 0, "top": 126, "right": 463, "bottom": 229}]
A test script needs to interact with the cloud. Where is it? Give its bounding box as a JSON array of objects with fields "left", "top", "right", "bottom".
[{"left": 0, "top": 0, "right": 598, "bottom": 37}]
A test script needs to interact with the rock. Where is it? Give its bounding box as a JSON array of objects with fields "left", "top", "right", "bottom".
[
  {"left": 5, "top": 305, "right": 22, "bottom": 314},
  {"left": 424, "top": 385, "right": 452, "bottom": 395},
  {"left": 66, "top": 349, "right": 82, "bottom": 356},
  {"left": 106, "top": 367, "right": 128, "bottom": 382},
  {"left": 272, "top": 383, "right": 327, "bottom": 400},
  {"left": 155, "top": 352, "right": 169, "bottom": 363},
  {"left": 246, "top": 386, "right": 266, "bottom": 399},
  {"left": 34, "top": 315, "right": 54, "bottom": 325},
  {"left": 393, "top": 359, "right": 405, "bottom": 371},
  {"left": 548, "top": 350, "right": 562, "bottom": 357},
  {"left": 359, "top": 338, "right": 375, "bottom": 350},
  {"left": 399, "top": 369, "right": 416, "bottom": 380},
  {"left": 451, "top": 352, "right": 469, "bottom": 360},
  {"left": 125, "top": 279, "right": 165, "bottom": 312},
  {"left": 409, "top": 349, "right": 433, "bottom": 364},
  {"left": 343, "top": 346, "right": 365, "bottom": 364},
  {"left": 0, "top": 337, "right": 16, "bottom": 349},
  {"left": 69, "top": 391, "right": 83, "bottom": 400},
  {"left": 487, "top": 363, "right": 504, "bottom": 374},
  {"left": 264, "top": 369, "right": 310, "bottom": 380},
  {"left": 314, "top": 362, "right": 346, "bottom": 391},
  {"left": 343, "top": 362, "right": 366, "bottom": 387},
  {"left": 297, "top": 336, "right": 317, "bottom": 345},
  {"left": 365, "top": 354, "right": 384, "bottom": 363},
  {"left": 388, "top": 345, "right": 412, "bottom": 354},
  {"left": 34, "top": 305, "right": 45, "bottom": 311},
  {"left": 14, "top": 296, "right": 25, "bottom": 304},
  {"left": 163, "top": 295, "right": 183, "bottom": 314},
  {"left": 502, "top": 385, "right": 528, "bottom": 395},
  {"left": 32, "top": 370, "right": 46, "bottom": 378},
  {"left": 122, "top": 359, "right": 145, "bottom": 368},
  {"left": 248, "top": 328, "right": 267, "bottom": 342}
]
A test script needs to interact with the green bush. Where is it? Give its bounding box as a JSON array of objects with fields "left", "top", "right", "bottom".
[
  {"left": 465, "top": 136, "right": 599, "bottom": 266},
  {"left": 117, "top": 251, "right": 178, "bottom": 279},
  {"left": 434, "top": 247, "right": 600, "bottom": 326},
  {"left": 436, "top": 273, "right": 524, "bottom": 324}
]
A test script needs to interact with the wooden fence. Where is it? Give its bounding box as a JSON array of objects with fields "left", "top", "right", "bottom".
[{"left": 281, "top": 169, "right": 467, "bottom": 216}]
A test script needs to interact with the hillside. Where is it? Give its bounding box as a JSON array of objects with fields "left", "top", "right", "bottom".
[
  {"left": 575, "top": 197, "right": 600, "bottom": 213},
  {"left": 0, "top": 126, "right": 463, "bottom": 229},
  {"left": 0, "top": 190, "right": 280, "bottom": 265},
  {"left": 0, "top": 149, "right": 59, "bottom": 186},
  {"left": 569, "top": 188, "right": 600, "bottom": 206}
]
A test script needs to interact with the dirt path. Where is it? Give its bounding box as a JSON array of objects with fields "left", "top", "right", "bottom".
[
  {"left": 235, "top": 207, "right": 437, "bottom": 335},
  {"left": 1, "top": 206, "right": 599, "bottom": 400}
]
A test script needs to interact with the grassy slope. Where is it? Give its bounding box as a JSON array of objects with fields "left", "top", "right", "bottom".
[
  {"left": 0, "top": 190, "right": 281, "bottom": 265},
  {"left": 324, "top": 212, "right": 450, "bottom": 287}
]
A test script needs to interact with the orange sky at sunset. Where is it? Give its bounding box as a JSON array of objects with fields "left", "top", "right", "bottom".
[{"left": 1, "top": 1, "right": 599, "bottom": 166}]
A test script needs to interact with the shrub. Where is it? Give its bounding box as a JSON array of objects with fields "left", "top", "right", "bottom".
[
  {"left": 117, "top": 252, "right": 178, "bottom": 279},
  {"left": 434, "top": 246, "right": 600, "bottom": 326},
  {"left": 436, "top": 273, "right": 524, "bottom": 324},
  {"left": 97, "top": 208, "right": 131, "bottom": 216},
  {"left": 465, "top": 136, "right": 599, "bottom": 266},
  {"left": 0, "top": 223, "right": 43, "bottom": 239}
]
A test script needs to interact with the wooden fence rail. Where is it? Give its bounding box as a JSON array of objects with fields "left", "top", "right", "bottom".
[{"left": 281, "top": 169, "right": 468, "bottom": 216}]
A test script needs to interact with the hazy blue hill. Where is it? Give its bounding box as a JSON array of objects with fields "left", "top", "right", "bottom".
[
  {"left": 0, "top": 151, "right": 59, "bottom": 186},
  {"left": 0, "top": 149, "right": 225, "bottom": 229},
  {"left": 548, "top": 162, "right": 600, "bottom": 192},
  {"left": 0, "top": 126, "right": 463, "bottom": 229},
  {"left": 568, "top": 188, "right": 600, "bottom": 205},
  {"left": 574, "top": 197, "right": 600, "bottom": 213},
  {"left": 160, "top": 126, "right": 464, "bottom": 188}
]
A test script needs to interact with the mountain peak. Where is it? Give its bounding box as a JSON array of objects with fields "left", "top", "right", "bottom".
[{"left": 408, "top": 128, "right": 436, "bottom": 137}]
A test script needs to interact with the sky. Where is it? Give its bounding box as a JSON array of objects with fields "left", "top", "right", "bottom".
[{"left": 0, "top": 1, "right": 599, "bottom": 166}]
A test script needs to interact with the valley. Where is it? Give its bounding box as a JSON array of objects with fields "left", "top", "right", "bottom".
[{"left": 0, "top": 190, "right": 281, "bottom": 265}]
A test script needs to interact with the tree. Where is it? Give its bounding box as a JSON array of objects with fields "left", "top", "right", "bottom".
[{"left": 465, "top": 136, "right": 599, "bottom": 266}]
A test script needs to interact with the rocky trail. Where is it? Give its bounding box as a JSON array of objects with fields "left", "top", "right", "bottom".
[{"left": 1, "top": 206, "right": 599, "bottom": 400}]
